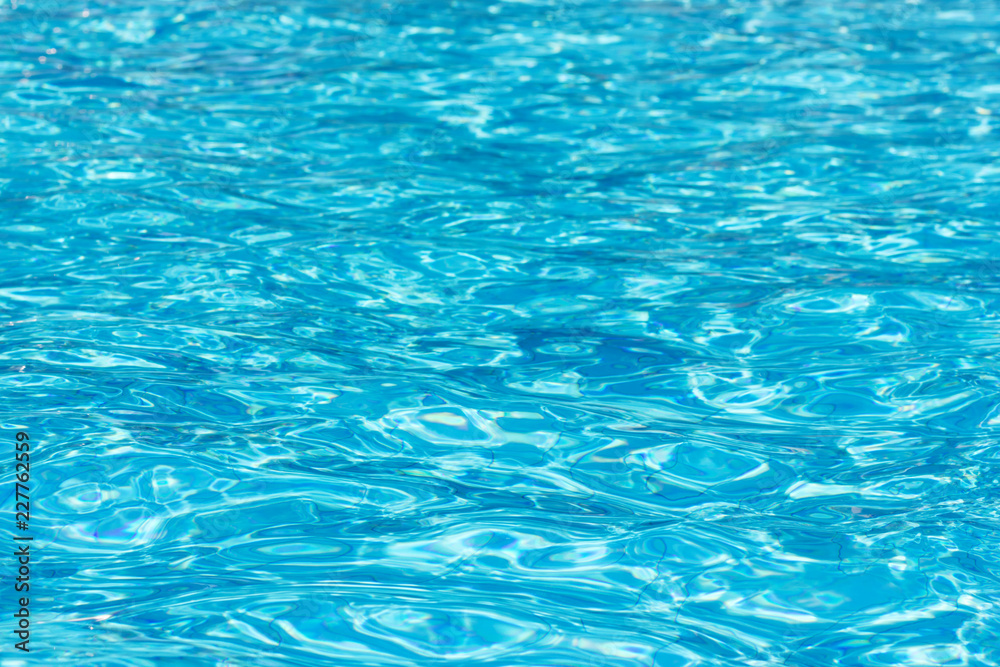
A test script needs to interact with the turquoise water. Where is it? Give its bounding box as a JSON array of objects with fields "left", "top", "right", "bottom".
[{"left": 2, "top": 0, "right": 1000, "bottom": 665}]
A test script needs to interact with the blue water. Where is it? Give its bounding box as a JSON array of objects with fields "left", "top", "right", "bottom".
[{"left": 2, "top": 0, "right": 1000, "bottom": 665}]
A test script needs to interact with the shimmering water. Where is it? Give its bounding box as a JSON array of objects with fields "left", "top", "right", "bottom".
[{"left": 2, "top": 0, "right": 1000, "bottom": 665}]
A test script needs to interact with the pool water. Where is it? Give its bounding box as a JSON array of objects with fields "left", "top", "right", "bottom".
[{"left": 2, "top": 0, "right": 1000, "bottom": 665}]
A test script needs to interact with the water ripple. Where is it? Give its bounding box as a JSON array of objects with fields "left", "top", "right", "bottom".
[{"left": 2, "top": 0, "right": 1000, "bottom": 665}]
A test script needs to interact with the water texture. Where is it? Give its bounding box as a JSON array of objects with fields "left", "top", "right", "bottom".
[{"left": 1, "top": 0, "right": 1000, "bottom": 665}]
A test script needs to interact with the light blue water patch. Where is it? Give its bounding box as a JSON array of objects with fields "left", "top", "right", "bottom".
[{"left": 1, "top": 0, "right": 1000, "bottom": 665}]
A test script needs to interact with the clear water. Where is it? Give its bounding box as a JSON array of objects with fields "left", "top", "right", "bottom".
[{"left": 2, "top": 0, "right": 1000, "bottom": 665}]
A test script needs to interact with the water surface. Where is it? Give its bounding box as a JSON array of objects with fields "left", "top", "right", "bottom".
[{"left": 2, "top": 1, "right": 1000, "bottom": 665}]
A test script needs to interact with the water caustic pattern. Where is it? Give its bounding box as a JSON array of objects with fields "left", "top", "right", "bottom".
[{"left": 1, "top": 0, "right": 999, "bottom": 665}]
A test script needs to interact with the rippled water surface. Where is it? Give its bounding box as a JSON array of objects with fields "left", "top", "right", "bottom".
[{"left": 2, "top": 0, "right": 1000, "bottom": 665}]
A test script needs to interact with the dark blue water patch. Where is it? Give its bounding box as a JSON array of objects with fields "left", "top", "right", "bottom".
[{"left": 47, "top": 74, "right": 143, "bottom": 89}]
